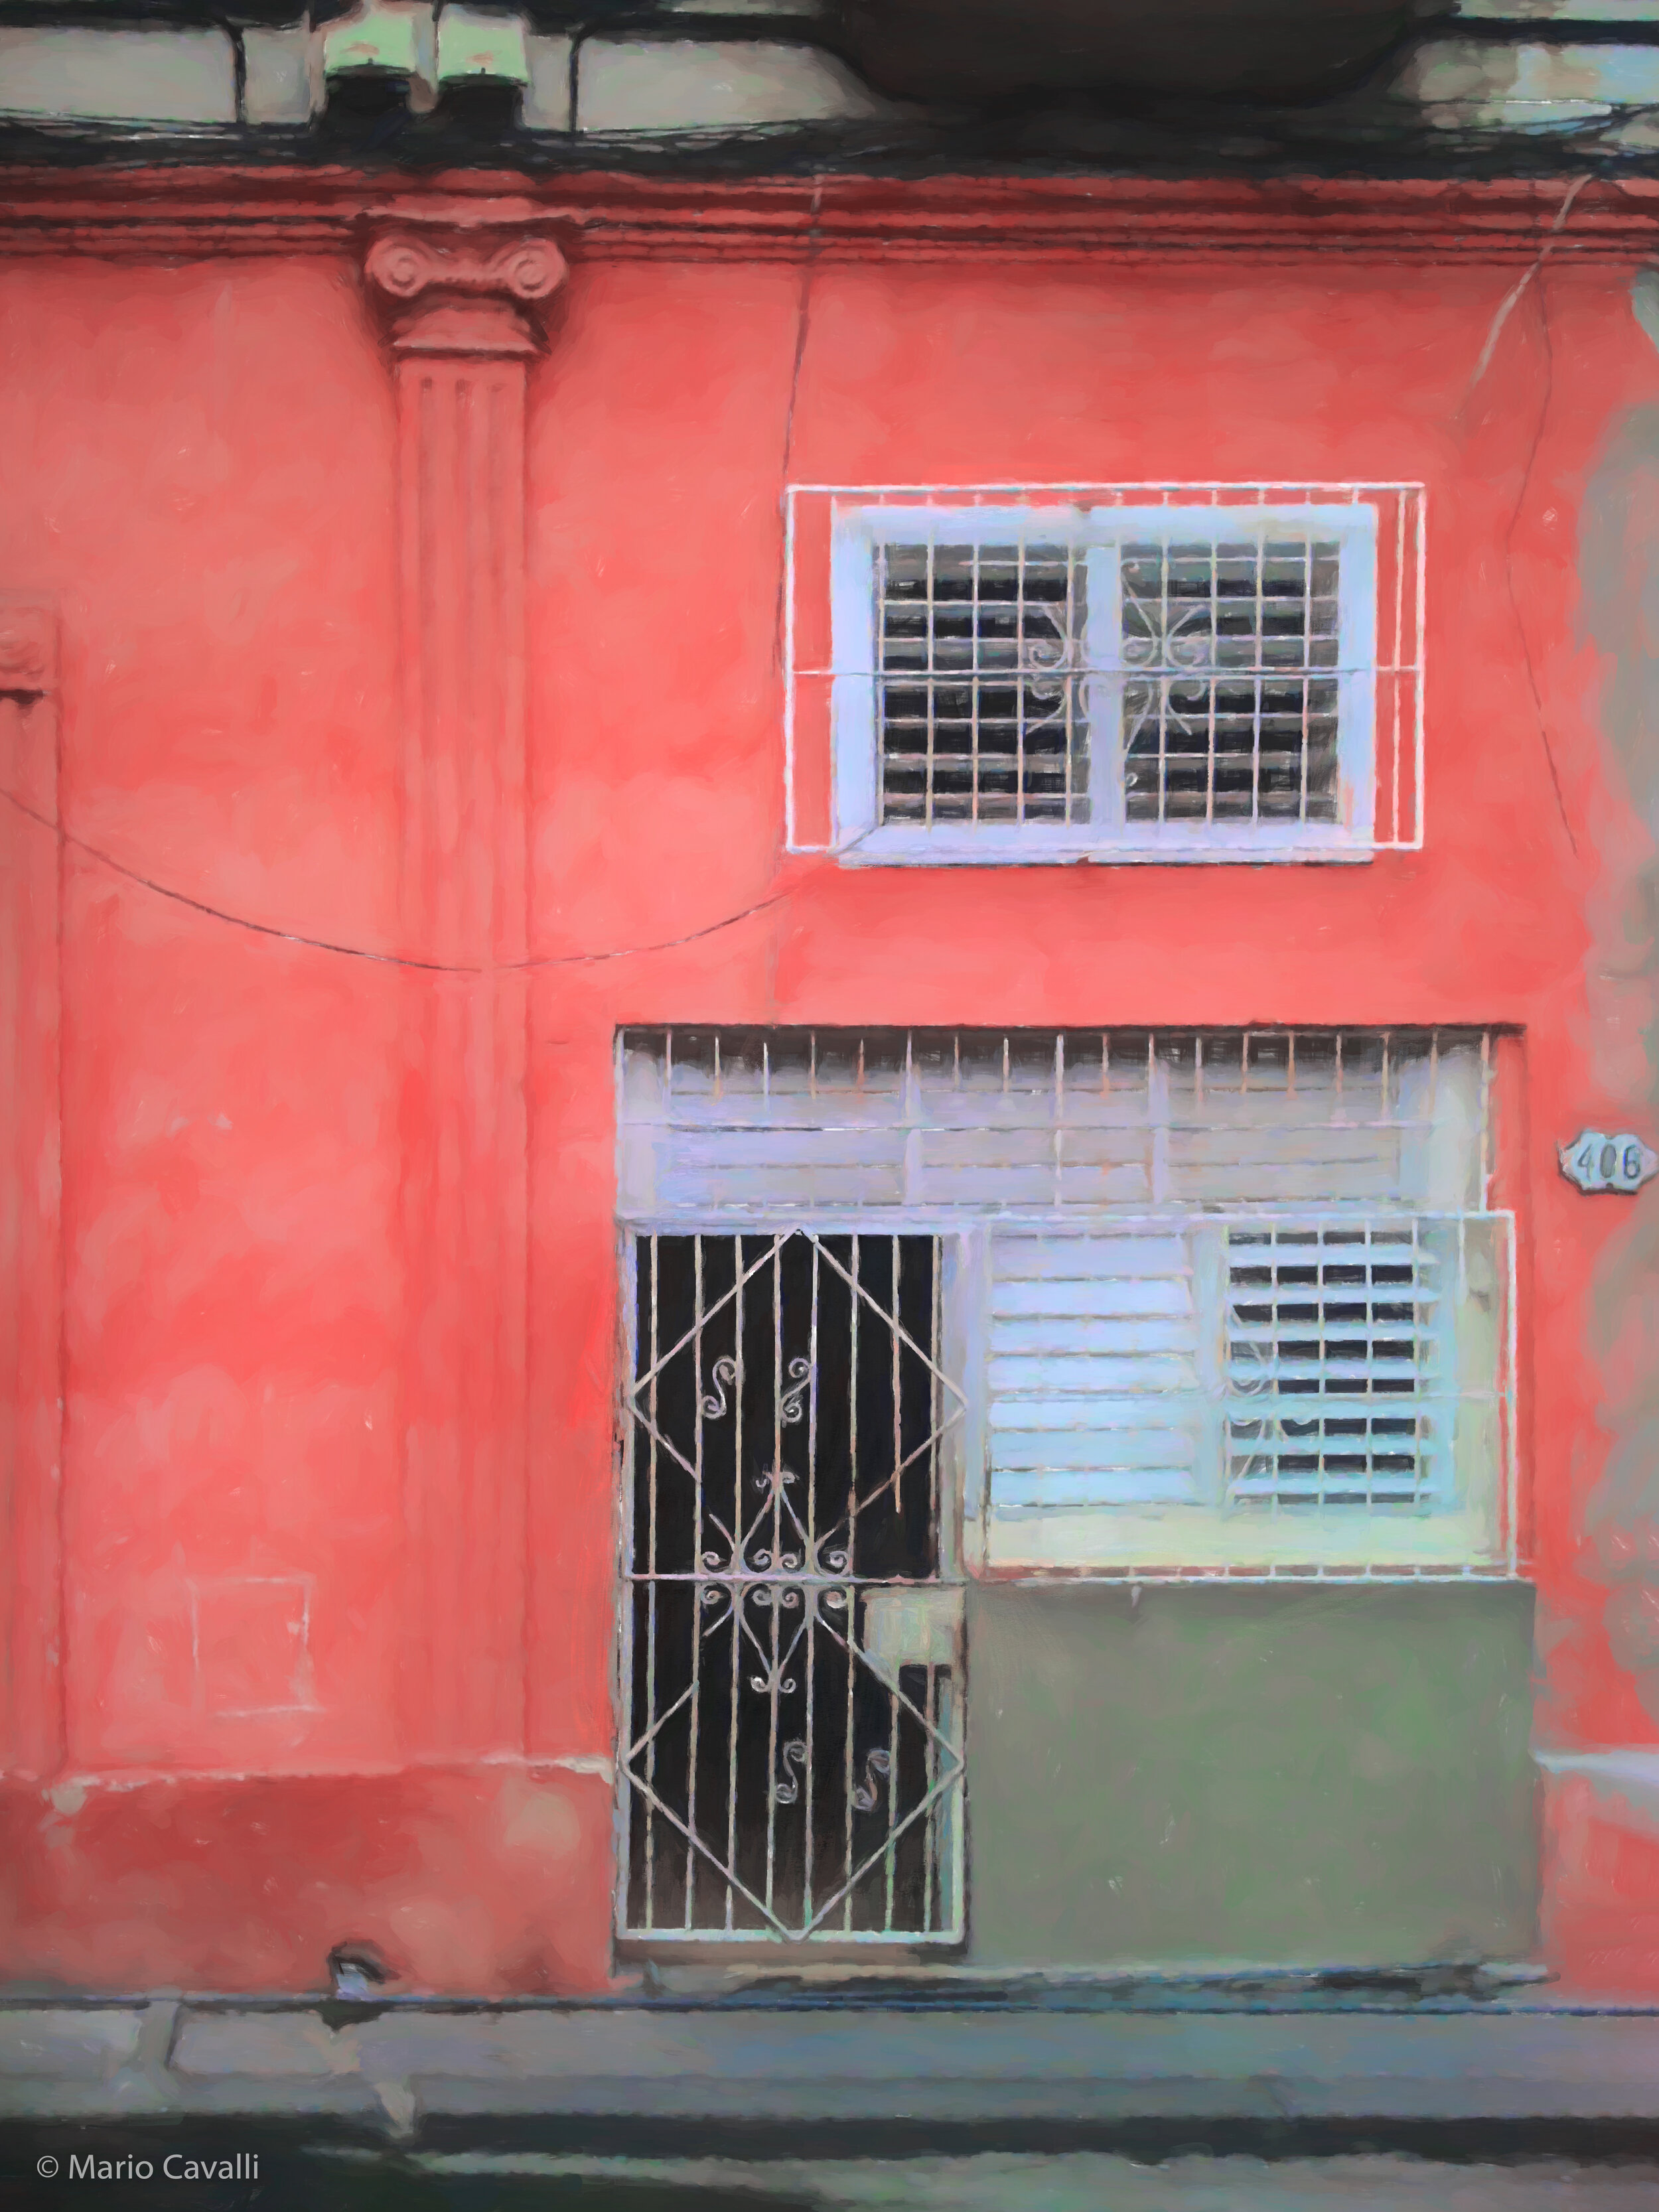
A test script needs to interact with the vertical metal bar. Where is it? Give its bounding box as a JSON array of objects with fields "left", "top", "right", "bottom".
[
  {"left": 924, "top": 1232, "right": 944, "bottom": 1934},
  {"left": 843, "top": 1235, "right": 861, "bottom": 1931},
  {"left": 1159, "top": 537, "right": 1171, "bottom": 823},
  {"left": 892, "top": 1233, "right": 904, "bottom": 1523},
  {"left": 1053, "top": 1031, "right": 1065, "bottom": 1210},
  {"left": 1064, "top": 541, "right": 1078, "bottom": 825},
  {"left": 1205, "top": 534, "right": 1218, "bottom": 824},
  {"left": 927, "top": 536, "right": 942, "bottom": 825},
  {"left": 1381, "top": 1030, "right": 1392, "bottom": 1130},
  {"left": 1298, "top": 533, "right": 1313, "bottom": 823},
  {"left": 885, "top": 1233, "right": 902, "bottom": 1933},
  {"left": 1252, "top": 529, "right": 1265, "bottom": 823},
  {"left": 875, "top": 537, "right": 891, "bottom": 828},
  {"left": 1479, "top": 1028, "right": 1494, "bottom": 1212},
  {"left": 932, "top": 538, "right": 947, "bottom": 831},
  {"left": 684, "top": 1233, "right": 705, "bottom": 1929},
  {"left": 784, "top": 488, "right": 799, "bottom": 849},
  {"left": 884, "top": 1657, "right": 901, "bottom": 1935},
  {"left": 972, "top": 538, "right": 986, "bottom": 828},
  {"left": 724, "top": 1235, "right": 745, "bottom": 1934},
  {"left": 1148, "top": 1030, "right": 1166, "bottom": 1206},
  {"left": 1414, "top": 490, "right": 1428, "bottom": 851},
  {"left": 804, "top": 1234, "right": 822, "bottom": 1929},
  {"left": 644, "top": 1235, "right": 660, "bottom": 1929},
  {"left": 1414, "top": 1215, "right": 1429, "bottom": 1521},
  {"left": 1504, "top": 1210, "right": 1520, "bottom": 1573},
  {"left": 923, "top": 1657, "right": 936, "bottom": 1936},
  {"left": 1390, "top": 491, "right": 1406, "bottom": 845},
  {"left": 764, "top": 1236, "right": 784, "bottom": 1925},
  {"left": 1015, "top": 533, "right": 1027, "bottom": 825},
  {"left": 930, "top": 1233, "right": 944, "bottom": 1568}
]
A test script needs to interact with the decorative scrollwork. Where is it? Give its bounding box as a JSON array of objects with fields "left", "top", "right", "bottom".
[
  {"left": 364, "top": 236, "right": 434, "bottom": 300},
  {"left": 1122, "top": 598, "right": 1218, "bottom": 674},
  {"left": 700, "top": 1355, "right": 738, "bottom": 1419},
  {"left": 851, "top": 1746, "right": 891, "bottom": 1813},
  {"left": 365, "top": 230, "right": 568, "bottom": 308},
  {"left": 484, "top": 239, "right": 567, "bottom": 303},
  {"left": 772, "top": 1739, "right": 808, "bottom": 1806},
  {"left": 780, "top": 1356, "right": 812, "bottom": 1425}
]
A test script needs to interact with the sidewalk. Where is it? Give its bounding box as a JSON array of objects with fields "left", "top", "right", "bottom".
[{"left": 7, "top": 2001, "right": 1659, "bottom": 2146}]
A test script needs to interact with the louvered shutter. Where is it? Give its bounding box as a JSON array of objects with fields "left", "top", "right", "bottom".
[
  {"left": 987, "top": 1230, "right": 1212, "bottom": 1509},
  {"left": 1222, "top": 1221, "right": 1453, "bottom": 1512}
]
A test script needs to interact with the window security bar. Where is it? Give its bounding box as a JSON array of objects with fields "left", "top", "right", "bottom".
[
  {"left": 619, "top": 1027, "right": 1500, "bottom": 1222},
  {"left": 784, "top": 483, "right": 1425, "bottom": 859},
  {"left": 616, "top": 1030, "right": 1518, "bottom": 1582},
  {"left": 620, "top": 1231, "right": 967, "bottom": 1945}
]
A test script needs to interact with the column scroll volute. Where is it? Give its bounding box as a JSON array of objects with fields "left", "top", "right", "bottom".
[{"left": 363, "top": 216, "right": 569, "bottom": 357}]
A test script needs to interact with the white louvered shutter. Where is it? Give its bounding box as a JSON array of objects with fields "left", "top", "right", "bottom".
[{"left": 987, "top": 1230, "right": 1212, "bottom": 1509}]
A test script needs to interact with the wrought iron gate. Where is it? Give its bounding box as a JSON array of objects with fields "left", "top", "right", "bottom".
[{"left": 620, "top": 1231, "right": 966, "bottom": 1943}]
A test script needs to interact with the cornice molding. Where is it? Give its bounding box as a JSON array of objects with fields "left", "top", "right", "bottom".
[{"left": 2, "top": 167, "right": 1658, "bottom": 263}]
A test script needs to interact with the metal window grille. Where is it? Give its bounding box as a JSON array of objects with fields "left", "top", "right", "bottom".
[
  {"left": 1224, "top": 1221, "right": 1449, "bottom": 1510},
  {"left": 1121, "top": 537, "right": 1341, "bottom": 825},
  {"left": 877, "top": 541, "right": 1090, "bottom": 826},
  {"left": 620, "top": 1230, "right": 966, "bottom": 1944},
  {"left": 785, "top": 484, "right": 1425, "bottom": 857},
  {"left": 618, "top": 1028, "right": 1516, "bottom": 1580},
  {"left": 619, "top": 1027, "right": 1494, "bottom": 1220}
]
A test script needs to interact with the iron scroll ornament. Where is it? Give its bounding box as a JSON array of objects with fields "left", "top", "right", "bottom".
[{"left": 1559, "top": 1131, "right": 1659, "bottom": 1194}]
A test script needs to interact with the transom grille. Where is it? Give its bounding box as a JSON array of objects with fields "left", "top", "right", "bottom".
[
  {"left": 622, "top": 1231, "right": 966, "bottom": 1944},
  {"left": 1225, "top": 1224, "right": 1443, "bottom": 1509},
  {"left": 1122, "top": 538, "right": 1342, "bottom": 825},
  {"left": 877, "top": 541, "right": 1090, "bottom": 826}
]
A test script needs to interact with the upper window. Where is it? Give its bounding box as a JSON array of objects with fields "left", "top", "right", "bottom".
[{"left": 784, "top": 487, "right": 1425, "bottom": 863}]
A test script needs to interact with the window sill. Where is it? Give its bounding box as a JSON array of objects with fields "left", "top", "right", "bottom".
[
  {"left": 834, "top": 831, "right": 1380, "bottom": 868},
  {"left": 970, "top": 1505, "right": 1510, "bottom": 1578}
]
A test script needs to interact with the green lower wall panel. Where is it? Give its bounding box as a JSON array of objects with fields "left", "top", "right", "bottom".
[{"left": 962, "top": 1581, "right": 1538, "bottom": 1970}]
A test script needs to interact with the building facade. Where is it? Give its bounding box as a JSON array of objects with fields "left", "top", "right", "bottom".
[{"left": 7, "top": 29, "right": 1659, "bottom": 2002}]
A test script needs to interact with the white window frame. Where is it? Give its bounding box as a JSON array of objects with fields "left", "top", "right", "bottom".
[{"left": 830, "top": 502, "right": 1380, "bottom": 866}]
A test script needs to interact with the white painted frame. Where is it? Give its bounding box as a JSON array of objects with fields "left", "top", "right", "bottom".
[{"left": 825, "top": 500, "right": 1382, "bottom": 865}]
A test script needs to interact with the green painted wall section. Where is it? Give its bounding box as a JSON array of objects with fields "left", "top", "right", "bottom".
[{"left": 963, "top": 1583, "right": 1537, "bottom": 1969}]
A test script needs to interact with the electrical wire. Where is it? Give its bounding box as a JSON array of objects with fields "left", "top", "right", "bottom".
[{"left": 0, "top": 784, "right": 850, "bottom": 974}]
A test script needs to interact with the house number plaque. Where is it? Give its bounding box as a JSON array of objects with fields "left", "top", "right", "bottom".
[{"left": 1559, "top": 1131, "right": 1659, "bottom": 1194}]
